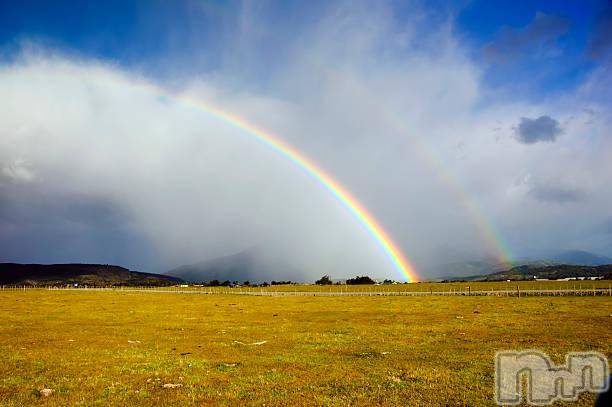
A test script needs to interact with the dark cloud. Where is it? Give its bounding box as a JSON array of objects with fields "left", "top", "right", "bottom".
[
  {"left": 484, "top": 12, "right": 570, "bottom": 63},
  {"left": 2, "top": 2, "right": 612, "bottom": 278},
  {"left": 603, "top": 217, "right": 612, "bottom": 234},
  {"left": 529, "top": 184, "right": 585, "bottom": 204},
  {"left": 514, "top": 115, "right": 562, "bottom": 144},
  {"left": 588, "top": 3, "right": 612, "bottom": 59},
  {"left": 0, "top": 186, "right": 158, "bottom": 270}
]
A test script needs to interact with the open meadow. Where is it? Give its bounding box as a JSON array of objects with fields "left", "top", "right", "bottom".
[
  {"left": 0, "top": 288, "right": 610, "bottom": 406},
  {"left": 101, "top": 280, "right": 612, "bottom": 295}
]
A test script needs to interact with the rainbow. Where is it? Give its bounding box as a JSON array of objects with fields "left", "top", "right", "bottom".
[
  {"left": 324, "top": 71, "right": 513, "bottom": 267},
  {"left": 119, "top": 78, "right": 420, "bottom": 282},
  {"left": 388, "top": 116, "right": 513, "bottom": 266}
]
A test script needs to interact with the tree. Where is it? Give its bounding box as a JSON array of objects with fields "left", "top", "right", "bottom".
[
  {"left": 346, "top": 276, "right": 375, "bottom": 285},
  {"left": 315, "top": 275, "right": 333, "bottom": 285}
]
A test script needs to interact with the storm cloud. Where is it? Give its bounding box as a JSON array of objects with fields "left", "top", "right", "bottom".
[
  {"left": 529, "top": 184, "right": 585, "bottom": 204},
  {"left": 1, "top": 2, "right": 611, "bottom": 280},
  {"left": 484, "top": 12, "right": 570, "bottom": 63},
  {"left": 514, "top": 115, "right": 562, "bottom": 144}
]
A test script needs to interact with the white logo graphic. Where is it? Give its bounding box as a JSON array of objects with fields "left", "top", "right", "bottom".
[{"left": 495, "top": 350, "right": 609, "bottom": 405}]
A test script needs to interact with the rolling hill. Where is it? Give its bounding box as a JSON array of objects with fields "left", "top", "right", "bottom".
[
  {"left": 0, "top": 263, "right": 182, "bottom": 286},
  {"left": 436, "top": 250, "right": 612, "bottom": 281},
  {"left": 476, "top": 264, "right": 612, "bottom": 281}
]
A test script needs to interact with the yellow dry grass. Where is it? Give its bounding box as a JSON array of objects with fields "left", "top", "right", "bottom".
[{"left": 0, "top": 290, "right": 610, "bottom": 405}]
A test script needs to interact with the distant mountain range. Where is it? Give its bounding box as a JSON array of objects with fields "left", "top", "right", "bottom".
[
  {"left": 432, "top": 250, "right": 612, "bottom": 281},
  {"left": 471, "top": 264, "right": 612, "bottom": 281},
  {"left": 169, "top": 248, "right": 612, "bottom": 283},
  {"left": 0, "top": 263, "right": 182, "bottom": 286},
  {"left": 167, "top": 248, "right": 303, "bottom": 283},
  {"left": 3, "top": 250, "right": 611, "bottom": 286}
]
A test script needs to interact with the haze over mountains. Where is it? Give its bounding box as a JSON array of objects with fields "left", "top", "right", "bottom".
[
  {"left": 2, "top": 249, "right": 611, "bottom": 286},
  {"left": 165, "top": 248, "right": 612, "bottom": 282},
  {"left": 428, "top": 250, "right": 612, "bottom": 281},
  {"left": 550, "top": 250, "right": 612, "bottom": 266},
  {"left": 167, "top": 248, "right": 303, "bottom": 283}
]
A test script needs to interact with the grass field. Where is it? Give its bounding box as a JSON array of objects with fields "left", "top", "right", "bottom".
[
  {"left": 252, "top": 280, "right": 612, "bottom": 292},
  {"left": 0, "top": 289, "right": 610, "bottom": 406},
  {"left": 28, "top": 279, "right": 612, "bottom": 293}
]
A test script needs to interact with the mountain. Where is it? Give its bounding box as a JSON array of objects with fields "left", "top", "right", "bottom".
[
  {"left": 476, "top": 264, "right": 612, "bottom": 281},
  {"left": 167, "top": 248, "right": 302, "bottom": 283},
  {"left": 435, "top": 250, "right": 612, "bottom": 281},
  {"left": 427, "top": 259, "right": 512, "bottom": 281},
  {"left": 0, "top": 263, "right": 182, "bottom": 286},
  {"left": 549, "top": 250, "right": 612, "bottom": 266}
]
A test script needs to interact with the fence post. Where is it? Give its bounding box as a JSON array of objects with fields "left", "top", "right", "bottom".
[{"left": 516, "top": 286, "right": 520, "bottom": 298}]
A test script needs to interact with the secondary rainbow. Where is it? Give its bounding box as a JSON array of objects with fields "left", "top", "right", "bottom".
[
  {"left": 123, "top": 79, "right": 419, "bottom": 282},
  {"left": 324, "top": 71, "right": 513, "bottom": 267}
]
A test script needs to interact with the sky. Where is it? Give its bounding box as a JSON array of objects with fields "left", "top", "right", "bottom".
[{"left": 0, "top": 0, "right": 611, "bottom": 280}]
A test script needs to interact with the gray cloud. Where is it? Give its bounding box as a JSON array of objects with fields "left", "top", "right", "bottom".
[
  {"left": 529, "top": 184, "right": 585, "bottom": 204},
  {"left": 603, "top": 218, "right": 612, "bottom": 234},
  {"left": 0, "top": 184, "right": 157, "bottom": 269},
  {"left": 588, "top": 3, "right": 612, "bottom": 59},
  {"left": 514, "top": 115, "right": 562, "bottom": 144},
  {"left": 484, "top": 12, "right": 570, "bottom": 63},
  {"left": 1, "top": 2, "right": 611, "bottom": 280}
]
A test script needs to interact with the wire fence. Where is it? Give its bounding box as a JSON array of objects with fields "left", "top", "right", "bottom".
[{"left": 1, "top": 285, "right": 611, "bottom": 297}]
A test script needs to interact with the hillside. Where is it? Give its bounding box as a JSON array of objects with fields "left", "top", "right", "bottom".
[
  {"left": 477, "top": 264, "right": 612, "bottom": 281},
  {"left": 436, "top": 250, "right": 612, "bottom": 281},
  {"left": 0, "top": 263, "right": 182, "bottom": 286}
]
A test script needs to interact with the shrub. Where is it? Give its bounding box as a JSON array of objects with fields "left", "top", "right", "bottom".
[{"left": 315, "top": 275, "right": 333, "bottom": 285}]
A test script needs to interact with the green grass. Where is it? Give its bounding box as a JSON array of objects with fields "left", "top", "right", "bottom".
[{"left": 0, "top": 290, "right": 610, "bottom": 405}]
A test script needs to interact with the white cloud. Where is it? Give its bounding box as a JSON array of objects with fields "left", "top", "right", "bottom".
[{"left": 1, "top": 2, "right": 611, "bottom": 278}]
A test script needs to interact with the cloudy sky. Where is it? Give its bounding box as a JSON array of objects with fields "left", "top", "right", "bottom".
[{"left": 1, "top": 0, "right": 611, "bottom": 280}]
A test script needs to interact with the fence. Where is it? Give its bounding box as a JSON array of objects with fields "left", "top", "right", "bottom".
[{"left": 1, "top": 285, "right": 611, "bottom": 297}]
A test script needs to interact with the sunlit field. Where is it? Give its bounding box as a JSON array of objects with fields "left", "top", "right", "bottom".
[
  {"left": 241, "top": 280, "right": 612, "bottom": 293},
  {"left": 1, "top": 290, "right": 610, "bottom": 406},
  {"left": 38, "top": 279, "right": 610, "bottom": 294}
]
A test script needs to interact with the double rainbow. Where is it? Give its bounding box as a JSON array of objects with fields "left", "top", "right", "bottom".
[{"left": 123, "top": 79, "right": 420, "bottom": 282}]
